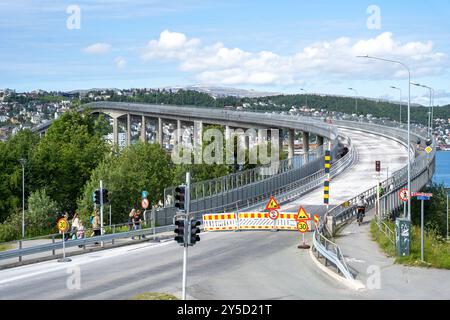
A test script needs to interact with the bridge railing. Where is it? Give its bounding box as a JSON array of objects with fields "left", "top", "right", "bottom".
[{"left": 311, "top": 119, "right": 436, "bottom": 281}]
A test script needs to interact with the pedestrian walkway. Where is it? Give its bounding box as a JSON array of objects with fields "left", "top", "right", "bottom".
[{"left": 335, "top": 208, "right": 450, "bottom": 299}]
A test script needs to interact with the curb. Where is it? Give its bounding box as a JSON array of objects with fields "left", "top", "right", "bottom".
[{"left": 309, "top": 248, "right": 365, "bottom": 291}]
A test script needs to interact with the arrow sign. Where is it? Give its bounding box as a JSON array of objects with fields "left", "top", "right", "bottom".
[{"left": 265, "top": 196, "right": 281, "bottom": 211}]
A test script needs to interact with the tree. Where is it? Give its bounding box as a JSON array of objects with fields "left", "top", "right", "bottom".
[
  {"left": 31, "top": 110, "right": 110, "bottom": 214},
  {"left": 78, "top": 142, "right": 174, "bottom": 224},
  {"left": 0, "top": 129, "right": 39, "bottom": 223},
  {"left": 26, "top": 189, "right": 59, "bottom": 237}
]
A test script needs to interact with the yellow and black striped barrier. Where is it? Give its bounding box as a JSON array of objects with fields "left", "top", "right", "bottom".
[
  {"left": 324, "top": 180, "right": 330, "bottom": 205},
  {"left": 324, "top": 150, "right": 331, "bottom": 174}
]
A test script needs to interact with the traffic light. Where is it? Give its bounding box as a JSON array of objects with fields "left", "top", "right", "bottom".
[
  {"left": 174, "top": 185, "right": 186, "bottom": 211},
  {"left": 102, "top": 189, "right": 109, "bottom": 203},
  {"left": 189, "top": 219, "right": 201, "bottom": 246},
  {"left": 174, "top": 220, "right": 186, "bottom": 245},
  {"left": 93, "top": 189, "right": 101, "bottom": 204}
]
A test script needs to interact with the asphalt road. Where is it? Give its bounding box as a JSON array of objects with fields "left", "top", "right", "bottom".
[{"left": 0, "top": 127, "right": 412, "bottom": 300}]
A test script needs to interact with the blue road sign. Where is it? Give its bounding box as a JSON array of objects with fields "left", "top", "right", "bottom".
[
  {"left": 417, "top": 196, "right": 430, "bottom": 201},
  {"left": 142, "top": 191, "right": 148, "bottom": 199}
]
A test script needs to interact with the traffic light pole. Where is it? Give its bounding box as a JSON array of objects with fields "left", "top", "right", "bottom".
[{"left": 182, "top": 172, "right": 191, "bottom": 300}]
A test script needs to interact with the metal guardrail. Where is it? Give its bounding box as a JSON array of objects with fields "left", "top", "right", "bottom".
[
  {"left": 0, "top": 224, "right": 174, "bottom": 262},
  {"left": 311, "top": 119, "right": 436, "bottom": 281}
]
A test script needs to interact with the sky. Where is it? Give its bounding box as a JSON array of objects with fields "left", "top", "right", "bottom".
[{"left": 1, "top": 0, "right": 450, "bottom": 105}]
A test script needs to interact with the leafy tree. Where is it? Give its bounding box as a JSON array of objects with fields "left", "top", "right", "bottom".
[
  {"left": 26, "top": 189, "right": 59, "bottom": 237},
  {"left": 31, "top": 110, "right": 110, "bottom": 214},
  {"left": 0, "top": 129, "right": 39, "bottom": 222},
  {"left": 78, "top": 142, "right": 173, "bottom": 224}
]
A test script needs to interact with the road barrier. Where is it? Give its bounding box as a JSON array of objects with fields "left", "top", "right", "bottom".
[{"left": 202, "top": 212, "right": 313, "bottom": 231}]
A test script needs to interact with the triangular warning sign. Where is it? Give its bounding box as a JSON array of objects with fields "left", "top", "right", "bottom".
[
  {"left": 265, "top": 196, "right": 280, "bottom": 211},
  {"left": 296, "top": 207, "right": 310, "bottom": 221}
]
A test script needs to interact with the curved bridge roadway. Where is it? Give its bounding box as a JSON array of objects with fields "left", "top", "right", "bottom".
[{"left": 0, "top": 126, "right": 425, "bottom": 300}]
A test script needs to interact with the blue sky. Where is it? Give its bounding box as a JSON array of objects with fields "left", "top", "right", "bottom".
[{"left": 1, "top": 0, "right": 450, "bottom": 105}]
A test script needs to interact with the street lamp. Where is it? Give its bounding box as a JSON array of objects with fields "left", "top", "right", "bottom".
[
  {"left": 300, "top": 88, "right": 308, "bottom": 109},
  {"left": 390, "top": 86, "right": 403, "bottom": 124},
  {"left": 411, "top": 82, "right": 434, "bottom": 138},
  {"left": 348, "top": 88, "right": 358, "bottom": 115},
  {"left": 357, "top": 55, "right": 412, "bottom": 221},
  {"left": 18, "top": 158, "right": 26, "bottom": 238}
]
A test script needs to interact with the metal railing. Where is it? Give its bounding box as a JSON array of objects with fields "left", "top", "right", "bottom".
[{"left": 311, "top": 119, "right": 436, "bottom": 281}]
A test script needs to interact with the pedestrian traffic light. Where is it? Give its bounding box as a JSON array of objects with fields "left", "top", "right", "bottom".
[
  {"left": 189, "top": 219, "right": 201, "bottom": 246},
  {"left": 93, "top": 189, "right": 101, "bottom": 204},
  {"left": 102, "top": 189, "right": 109, "bottom": 203},
  {"left": 174, "top": 220, "right": 186, "bottom": 245},
  {"left": 174, "top": 185, "right": 186, "bottom": 211}
]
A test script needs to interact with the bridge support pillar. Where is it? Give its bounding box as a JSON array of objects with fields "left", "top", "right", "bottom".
[
  {"left": 194, "top": 121, "right": 203, "bottom": 164},
  {"left": 126, "top": 113, "right": 131, "bottom": 146},
  {"left": 158, "top": 117, "right": 163, "bottom": 146},
  {"left": 317, "top": 135, "right": 324, "bottom": 148},
  {"left": 113, "top": 116, "right": 119, "bottom": 146},
  {"left": 303, "top": 132, "right": 310, "bottom": 164},
  {"left": 288, "top": 129, "right": 295, "bottom": 167},
  {"left": 279, "top": 129, "right": 284, "bottom": 156},
  {"left": 177, "top": 119, "right": 182, "bottom": 144},
  {"left": 140, "top": 115, "right": 146, "bottom": 142},
  {"left": 225, "top": 125, "right": 231, "bottom": 141}
]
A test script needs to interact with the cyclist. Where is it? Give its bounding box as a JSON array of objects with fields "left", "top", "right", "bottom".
[{"left": 356, "top": 195, "right": 367, "bottom": 226}]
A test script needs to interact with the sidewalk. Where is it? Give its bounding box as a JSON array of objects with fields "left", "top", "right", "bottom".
[{"left": 335, "top": 208, "right": 450, "bottom": 299}]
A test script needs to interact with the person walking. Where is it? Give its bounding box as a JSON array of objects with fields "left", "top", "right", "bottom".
[
  {"left": 71, "top": 213, "right": 80, "bottom": 240},
  {"left": 64, "top": 212, "right": 70, "bottom": 241},
  {"left": 77, "top": 220, "right": 86, "bottom": 249},
  {"left": 91, "top": 210, "right": 101, "bottom": 244},
  {"left": 128, "top": 209, "right": 136, "bottom": 231},
  {"left": 133, "top": 210, "right": 142, "bottom": 240}
]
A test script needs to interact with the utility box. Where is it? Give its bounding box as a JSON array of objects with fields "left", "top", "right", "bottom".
[{"left": 395, "top": 218, "right": 411, "bottom": 257}]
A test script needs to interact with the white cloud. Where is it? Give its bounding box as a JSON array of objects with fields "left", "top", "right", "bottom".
[
  {"left": 140, "top": 31, "right": 449, "bottom": 86},
  {"left": 82, "top": 43, "right": 112, "bottom": 55},
  {"left": 115, "top": 56, "right": 126, "bottom": 69}
]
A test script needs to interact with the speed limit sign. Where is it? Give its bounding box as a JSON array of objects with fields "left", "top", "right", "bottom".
[
  {"left": 57, "top": 218, "right": 69, "bottom": 233},
  {"left": 297, "top": 221, "right": 309, "bottom": 233}
]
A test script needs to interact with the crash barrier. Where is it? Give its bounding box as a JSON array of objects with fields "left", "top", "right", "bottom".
[
  {"left": 202, "top": 212, "right": 314, "bottom": 231},
  {"left": 312, "top": 120, "right": 435, "bottom": 282},
  {"left": 203, "top": 213, "right": 238, "bottom": 231}
]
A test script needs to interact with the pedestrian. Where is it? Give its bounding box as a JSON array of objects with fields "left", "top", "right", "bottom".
[
  {"left": 128, "top": 209, "right": 135, "bottom": 231},
  {"left": 71, "top": 213, "right": 79, "bottom": 240},
  {"left": 64, "top": 212, "right": 70, "bottom": 241},
  {"left": 378, "top": 183, "right": 385, "bottom": 197},
  {"left": 133, "top": 210, "right": 142, "bottom": 240},
  {"left": 91, "top": 210, "right": 101, "bottom": 244},
  {"left": 77, "top": 220, "right": 86, "bottom": 249}
]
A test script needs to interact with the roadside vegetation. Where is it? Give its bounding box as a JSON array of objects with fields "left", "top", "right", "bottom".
[
  {"left": 128, "top": 292, "right": 179, "bottom": 300},
  {"left": 371, "top": 185, "right": 450, "bottom": 269}
]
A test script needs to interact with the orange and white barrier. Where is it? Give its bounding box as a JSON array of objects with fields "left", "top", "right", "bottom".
[
  {"left": 238, "top": 212, "right": 276, "bottom": 230},
  {"left": 203, "top": 213, "right": 238, "bottom": 231},
  {"left": 202, "top": 212, "right": 314, "bottom": 231}
]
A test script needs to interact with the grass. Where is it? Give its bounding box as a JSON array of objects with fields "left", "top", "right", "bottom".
[
  {"left": 128, "top": 292, "right": 179, "bottom": 300},
  {"left": 0, "top": 243, "right": 13, "bottom": 252},
  {"left": 371, "top": 219, "right": 450, "bottom": 269}
]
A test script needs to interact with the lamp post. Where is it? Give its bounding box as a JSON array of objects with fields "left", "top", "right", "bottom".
[
  {"left": 390, "top": 86, "right": 403, "bottom": 124},
  {"left": 300, "top": 88, "right": 308, "bottom": 109},
  {"left": 348, "top": 88, "right": 358, "bottom": 115},
  {"left": 19, "top": 158, "right": 26, "bottom": 238},
  {"left": 357, "top": 55, "right": 412, "bottom": 221},
  {"left": 411, "top": 82, "right": 434, "bottom": 138}
]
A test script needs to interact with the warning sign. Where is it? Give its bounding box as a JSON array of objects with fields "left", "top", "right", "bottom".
[
  {"left": 296, "top": 207, "right": 310, "bottom": 221},
  {"left": 265, "top": 196, "right": 281, "bottom": 211}
]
